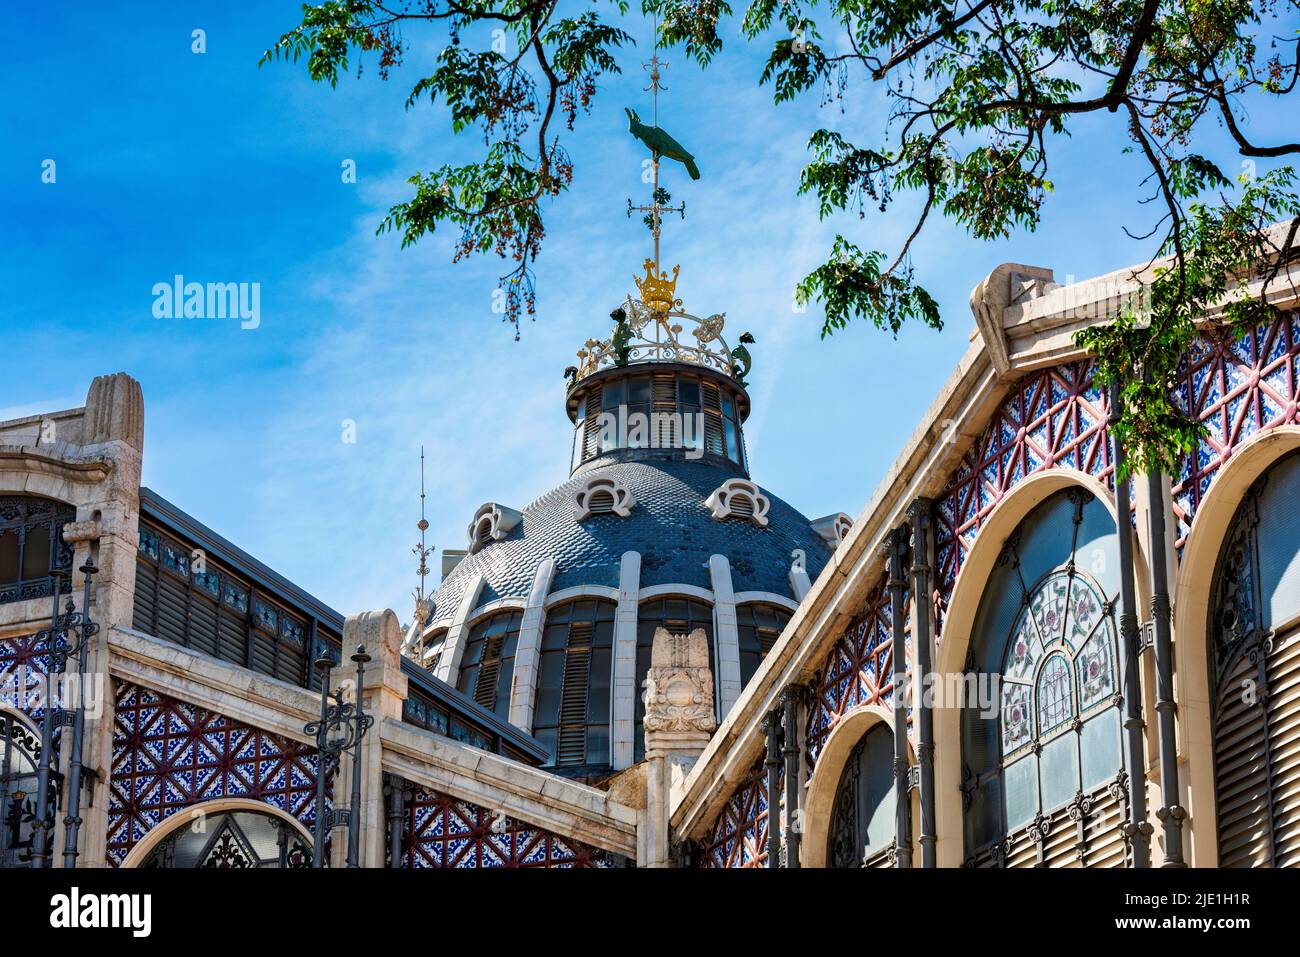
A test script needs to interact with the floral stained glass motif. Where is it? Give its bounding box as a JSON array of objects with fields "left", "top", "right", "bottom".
[
  {"left": 1000, "top": 570, "right": 1117, "bottom": 756},
  {"left": 1001, "top": 682, "right": 1032, "bottom": 752},
  {"left": 1076, "top": 632, "right": 1114, "bottom": 710},
  {"left": 1004, "top": 618, "right": 1041, "bottom": 682}
]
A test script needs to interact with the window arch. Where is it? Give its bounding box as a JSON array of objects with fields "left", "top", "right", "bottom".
[
  {"left": 139, "top": 807, "right": 311, "bottom": 868},
  {"left": 0, "top": 710, "right": 48, "bottom": 867},
  {"left": 532, "top": 600, "right": 616, "bottom": 770},
  {"left": 736, "top": 603, "right": 792, "bottom": 688},
  {"left": 0, "top": 496, "right": 75, "bottom": 605},
  {"left": 826, "top": 722, "right": 898, "bottom": 868},
  {"left": 962, "top": 488, "right": 1124, "bottom": 866},
  {"left": 1209, "top": 449, "right": 1300, "bottom": 867},
  {"left": 634, "top": 597, "right": 713, "bottom": 761},
  {"left": 456, "top": 611, "right": 523, "bottom": 719}
]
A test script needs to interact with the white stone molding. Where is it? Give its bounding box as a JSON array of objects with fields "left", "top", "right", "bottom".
[
  {"left": 732, "top": 591, "right": 799, "bottom": 612},
  {"left": 704, "top": 478, "right": 770, "bottom": 526},
  {"left": 432, "top": 572, "right": 486, "bottom": 684},
  {"left": 508, "top": 558, "right": 557, "bottom": 732},
  {"left": 788, "top": 548, "right": 812, "bottom": 601},
  {"left": 573, "top": 475, "right": 634, "bottom": 520},
  {"left": 638, "top": 582, "right": 713, "bottom": 604},
  {"left": 466, "top": 502, "right": 522, "bottom": 552},
  {"left": 708, "top": 555, "right": 743, "bottom": 719},
  {"left": 610, "top": 551, "right": 642, "bottom": 770},
  {"left": 811, "top": 512, "right": 854, "bottom": 548},
  {"left": 544, "top": 584, "right": 621, "bottom": 608}
]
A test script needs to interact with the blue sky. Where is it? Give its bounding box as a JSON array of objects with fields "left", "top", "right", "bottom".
[{"left": 3, "top": 3, "right": 1295, "bottom": 618}]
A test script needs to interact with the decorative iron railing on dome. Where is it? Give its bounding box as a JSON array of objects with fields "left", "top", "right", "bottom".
[{"left": 565, "top": 260, "right": 754, "bottom": 388}]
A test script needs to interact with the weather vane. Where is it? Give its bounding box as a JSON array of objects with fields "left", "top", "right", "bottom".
[
  {"left": 625, "top": 13, "right": 697, "bottom": 277},
  {"left": 412, "top": 446, "right": 432, "bottom": 627}
]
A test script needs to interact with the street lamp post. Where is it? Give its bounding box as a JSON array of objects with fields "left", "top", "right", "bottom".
[{"left": 305, "top": 644, "right": 373, "bottom": 868}]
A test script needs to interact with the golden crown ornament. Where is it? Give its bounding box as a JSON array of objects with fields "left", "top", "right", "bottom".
[{"left": 634, "top": 259, "right": 683, "bottom": 315}]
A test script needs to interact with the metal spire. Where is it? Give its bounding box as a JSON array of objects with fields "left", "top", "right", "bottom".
[
  {"left": 627, "top": 13, "right": 685, "bottom": 274},
  {"left": 414, "top": 447, "right": 430, "bottom": 603}
]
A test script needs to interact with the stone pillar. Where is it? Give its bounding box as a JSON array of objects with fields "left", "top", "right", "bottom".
[
  {"left": 508, "top": 559, "right": 556, "bottom": 732},
  {"left": 640, "top": 626, "right": 716, "bottom": 866},
  {"left": 708, "top": 554, "right": 742, "bottom": 717},
  {"left": 610, "top": 551, "right": 641, "bottom": 770},
  {"left": 432, "top": 572, "right": 485, "bottom": 684},
  {"left": 341, "top": 609, "right": 408, "bottom": 868},
  {"left": 76, "top": 373, "right": 144, "bottom": 868}
]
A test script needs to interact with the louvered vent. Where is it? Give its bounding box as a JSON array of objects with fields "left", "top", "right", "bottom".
[
  {"left": 731, "top": 494, "right": 755, "bottom": 518},
  {"left": 582, "top": 386, "right": 603, "bottom": 459},
  {"left": 474, "top": 518, "right": 493, "bottom": 548},
  {"left": 653, "top": 375, "right": 677, "bottom": 447},
  {"left": 758, "top": 627, "right": 780, "bottom": 657},
  {"left": 587, "top": 489, "right": 615, "bottom": 514},
  {"left": 474, "top": 635, "right": 506, "bottom": 711},
  {"left": 702, "top": 383, "right": 724, "bottom": 456},
  {"left": 1214, "top": 628, "right": 1300, "bottom": 866},
  {"left": 556, "top": 622, "right": 593, "bottom": 765}
]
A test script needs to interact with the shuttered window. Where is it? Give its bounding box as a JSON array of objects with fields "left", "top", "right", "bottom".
[
  {"left": 132, "top": 519, "right": 323, "bottom": 689},
  {"left": 533, "top": 600, "right": 615, "bottom": 769},
  {"left": 1211, "top": 450, "right": 1300, "bottom": 867},
  {"left": 456, "top": 611, "right": 523, "bottom": 720},
  {"left": 737, "top": 603, "right": 792, "bottom": 688},
  {"left": 568, "top": 372, "right": 745, "bottom": 469}
]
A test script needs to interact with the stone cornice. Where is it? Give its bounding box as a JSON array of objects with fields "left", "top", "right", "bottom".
[
  {"left": 108, "top": 626, "right": 318, "bottom": 742},
  {"left": 381, "top": 718, "right": 639, "bottom": 857},
  {"left": 0, "top": 446, "right": 113, "bottom": 484}
]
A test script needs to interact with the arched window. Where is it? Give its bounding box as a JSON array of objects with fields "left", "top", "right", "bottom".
[
  {"left": 532, "top": 600, "right": 616, "bottom": 769},
  {"left": 0, "top": 711, "right": 48, "bottom": 867},
  {"left": 737, "top": 603, "right": 792, "bottom": 687},
  {"left": 1209, "top": 450, "right": 1300, "bottom": 867},
  {"left": 827, "top": 723, "right": 897, "bottom": 867},
  {"left": 635, "top": 597, "right": 713, "bottom": 761},
  {"left": 139, "top": 808, "right": 311, "bottom": 868},
  {"left": 456, "top": 611, "right": 523, "bottom": 719},
  {"left": 962, "top": 488, "right": 1124, "bottom": 866},
  {"left": 0, "top": 496, "right": 75, "bottom": 605}
]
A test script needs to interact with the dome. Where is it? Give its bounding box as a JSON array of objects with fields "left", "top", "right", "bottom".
[{"left": 429, "top": 456, "right": 831, "bottom": 622}]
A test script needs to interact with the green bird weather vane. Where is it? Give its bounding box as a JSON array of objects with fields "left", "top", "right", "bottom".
[{"left": 626, "top": 22, "right": 697, "bottom": 276}]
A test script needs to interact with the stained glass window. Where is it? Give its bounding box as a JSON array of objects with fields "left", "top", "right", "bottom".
[
  {"left": 961, "top": 488, "right": 1125, "bottom": 861},
  {"left": 1035, "top": 654, "right": 1073, "bottom": 735}
]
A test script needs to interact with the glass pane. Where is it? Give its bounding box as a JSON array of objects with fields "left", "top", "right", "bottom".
[
  {"left": 21, "top": 524, "right": 51, "bottom": 580},
  {"left": 1004, "top": 756, "right": 1038, "bottom": 828},
  {"left": 1257, "top": 452, "right": 1300, "bottom": 628},
  {"left": 1080, "top": 707, "right": 1122, "bottom": 789},
  {"left": 859, "top": 726, "right": 897, "bottom": 858},
  {"left": 1039, "top": 732, "right": 1080, "bottom": 812}
]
